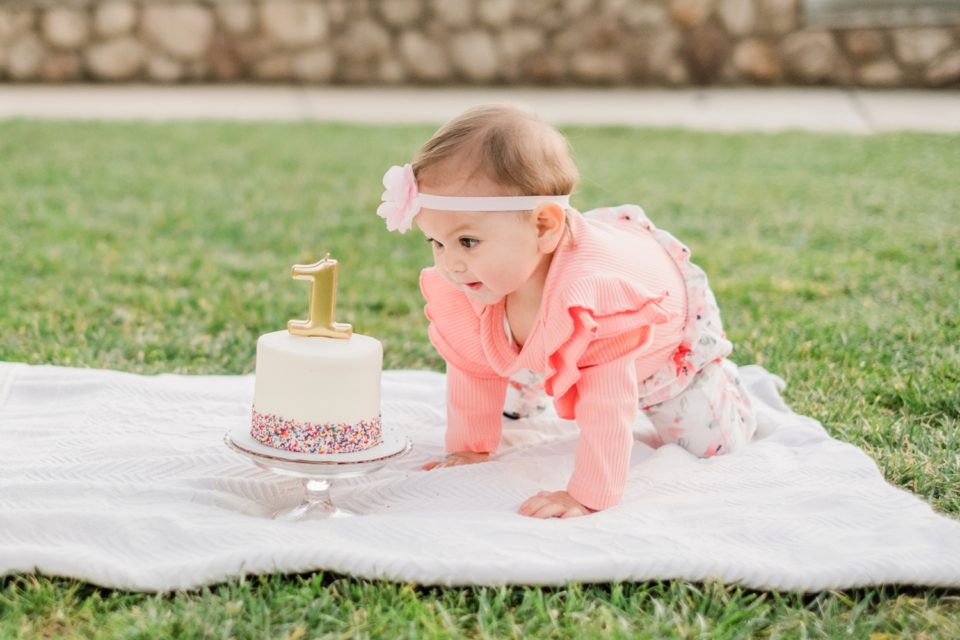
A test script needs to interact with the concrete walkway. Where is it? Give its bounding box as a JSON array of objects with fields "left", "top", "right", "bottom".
[{"left": 1, "top": 84, "right": 958, "bottom": 133}]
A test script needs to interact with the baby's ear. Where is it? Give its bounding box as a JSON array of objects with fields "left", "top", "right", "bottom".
[{"left": 534, "top": 202, "right": 566, "bottom": 250}]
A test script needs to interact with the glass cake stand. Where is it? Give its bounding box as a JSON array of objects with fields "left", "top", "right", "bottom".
[{"left": 225, "top": 421, "right": 412, "bottom": 520}]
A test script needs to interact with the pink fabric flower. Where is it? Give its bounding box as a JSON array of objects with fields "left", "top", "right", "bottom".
[{"left": 377, "top": 163, "right": 419, "bottom": 233}]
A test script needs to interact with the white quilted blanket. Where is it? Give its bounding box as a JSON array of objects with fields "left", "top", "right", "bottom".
[{"left": 1, "top": 361, "right": 958, "bottom": 593}]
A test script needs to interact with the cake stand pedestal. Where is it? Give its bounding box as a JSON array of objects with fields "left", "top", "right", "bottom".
[
  {"left": 285, "top": 478, "right": 342, "bottom": 520},
  {"left": 225, "top": 425, "right": 412, "bottom": 521}
]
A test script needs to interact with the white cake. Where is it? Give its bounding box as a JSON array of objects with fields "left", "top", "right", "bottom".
[{"left": 250, "top": 330, "right": 383, "bottom": 454}]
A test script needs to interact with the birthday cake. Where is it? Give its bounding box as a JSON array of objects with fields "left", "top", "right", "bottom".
[{"left": 250, "top": 257, "right": 384, "bottom": 454}]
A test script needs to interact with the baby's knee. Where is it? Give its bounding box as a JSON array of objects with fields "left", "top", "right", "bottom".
[
  {"left": 649, "top": 420, "right": 739, "bottom": 458},
  {"left": 643, "top": 362, "right": 756, "bottom": 458}
]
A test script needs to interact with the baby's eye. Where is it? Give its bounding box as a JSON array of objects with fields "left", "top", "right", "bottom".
[
  {"left": 459, "top": 238, "right": 479, "bottom": 249},
  {"left": 426, "top": 237, "right": 443, "bottom": 249}
]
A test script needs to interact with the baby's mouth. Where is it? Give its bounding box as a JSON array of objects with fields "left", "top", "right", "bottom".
[{"left": 464, "top": 282, "right": 482, "bottom": 291}]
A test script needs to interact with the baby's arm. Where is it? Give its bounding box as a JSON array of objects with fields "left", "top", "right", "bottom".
[
  {"left": 565, "top": 355, "right": 639, "bottom": 510},
  {"left": 520, "top": 356, "right": 637, "bottom": 518},
  {"left": 422, "top": 362, "right": 508, "bottom": 470},
  {"left": 519, "top": 355, "right": 639, "bottom": 517}
]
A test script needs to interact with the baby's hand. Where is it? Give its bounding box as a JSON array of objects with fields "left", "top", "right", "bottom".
[
  {"left": 519, "top": 490, "right": 595, "bottom": 519},
  {"left": 421, "top": 451, "right": 490, "bottom": 470}
]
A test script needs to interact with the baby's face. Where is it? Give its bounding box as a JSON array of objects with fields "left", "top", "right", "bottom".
[{"left": 417, "top": 207, "right": 543, "bottom": 305}]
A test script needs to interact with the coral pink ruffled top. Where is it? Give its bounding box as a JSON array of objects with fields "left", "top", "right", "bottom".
[{"left": 419, "top": 208, "right": 688, "bottom": 510}]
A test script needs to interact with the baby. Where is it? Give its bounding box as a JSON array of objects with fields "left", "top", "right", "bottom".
[{"left": 377, "top": 104, "right": 757, "bottom": 519}]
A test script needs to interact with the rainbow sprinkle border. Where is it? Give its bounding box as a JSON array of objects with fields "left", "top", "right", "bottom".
[{"left": 251, "top": 406, "right": 383, "bottom": 454}]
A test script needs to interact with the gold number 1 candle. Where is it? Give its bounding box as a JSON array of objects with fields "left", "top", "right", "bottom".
[{"left": 288, "top": 254, "right": 353, "bottom": 339}]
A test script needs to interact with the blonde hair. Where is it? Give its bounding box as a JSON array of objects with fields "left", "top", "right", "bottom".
[{"left": 412, "top": 104, "right": 578, "bottom": 239}]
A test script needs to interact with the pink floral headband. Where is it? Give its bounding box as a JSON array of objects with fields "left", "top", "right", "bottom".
[{"left": 376, "top": 164, "right": 571, "bottom": 233}]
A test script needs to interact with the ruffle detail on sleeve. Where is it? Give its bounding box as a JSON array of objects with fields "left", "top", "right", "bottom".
[
  {"left": 419, "top": 268, "right": 500, "bottom": 379},
  {"left": 542, "top": 275, "right": 678, "bottom": 403}
]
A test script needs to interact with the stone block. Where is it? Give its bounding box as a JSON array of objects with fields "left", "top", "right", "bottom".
[
  {"left": 379, "top": 0, "right": 421, "bottom": 27},
  {"left": 781, "top": 30, "right": 839, "bottom": 83},
  {"left": 143, "top": 4, "right": 214, "bottom": 60},
  {"left": 7, "top": 34, "right": 45, "bottom": 80},
  {"left": 892, "top": 28, "right": 953, "bottom": 66},
  {"left": 663, "top": 59, "right": 689, "bottom": 84},
  {"left": 498, "top": 27, "right": 545, "bottom": 79},
  {"left": 85, "top": 36, "right": 144, "bottom": 80},
  {"left": 95, "top": 2, "right": 137, "bottom": 38},
  {"left": 622, "top": 2, "right": 670, "bottom": 30},
  {"left": 42, "top": 8, "right": 89, "bottom": 49},
  {"left": 43, "top": 52, "right": 81, "bottom": 81},
  {"left": 377, "top": 57, "right": 407, "bottom": 83},
  {"left": 925, "top": 50, "right": 960, "bottom": 86},
  {"left": 571, "top": 50, "right": 627, "bottom": 83},
  {"left": 843, "top": 30, "right": 885, "bottom": 60},
  {"left": 216, "top": 2, "right": 255, "bottom": 36},
  {"left": 478, "top": 0, "right": 515, "bottom": 26},
  {"left": 261, "top": 1, "right": 328, "bottom": 47},
  {"left": 857, "top": 59, "right": 903, "bottom": 87},
  {"left": 399, "top": 31, "right": 450, "bottom": 80},
  {"left": 253, "top": 54, "right": 293, "bottom": 80},
  {"left": 555, "top": 17, "right": 623, "bottom": 53},
  {"left": 647, "top": 28, "right": 682, "bottom": 72},
  {"left": 757, "top": 0, "right": 795, "bottom": 35},
  {"left": 432, "top": 0, "right": 472, "bottom": 27},
  {"left": 293, "top": 48, "right": 335, "bottom": 81},
  {"left": 671, "top": 0, "right": 715, "bottom": 29},
  {"left": 338, "top": 19, "right": 390, "bottom": 62},
  {"left": 733, "top": 38, "right": 781, "bottom": 82},
  {"left": 523, "top": 51, "right": 567, "bottom": 83},
  {"left": 451, "top": 29, "right": 499, "bottom": 81},
  {"left": 0, "top": 10, "right": 36, "bottom": 43},
  {"left": 718, "top": 0, "right": 755, "bottom": 38},
  {"left": 147, "top": 54, "right": 182, "bottom": 82},
  {"left": 566, "top": 0, "right": 594, "bottom": 20},
  {"left": 208, "top": 37, "right": 243, "bottom": 79}
]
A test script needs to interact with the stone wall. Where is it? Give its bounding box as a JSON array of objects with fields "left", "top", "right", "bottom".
[{"left": 1, "top": 0, "right": 958, "bottom": 86}]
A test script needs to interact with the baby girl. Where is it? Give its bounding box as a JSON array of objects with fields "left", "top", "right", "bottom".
[{"left": 377, "top": 104, "right": 756, "bottom": 519}]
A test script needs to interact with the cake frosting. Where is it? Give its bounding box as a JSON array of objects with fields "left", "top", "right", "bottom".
[{"left": 250, "top": 330, "right": 383, "bottom": 454}]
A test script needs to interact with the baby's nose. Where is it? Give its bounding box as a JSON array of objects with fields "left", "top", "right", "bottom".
[{"left": 443, "top": 253, "right": 466, "bottom": 273}]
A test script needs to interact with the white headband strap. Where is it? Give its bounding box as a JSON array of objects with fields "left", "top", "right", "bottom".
[
  {"left": 417, "top": 194, "right": 570, "bottom": 212},
  {"left": 377, "top": 163, "right": 572, "bottom": 233}
]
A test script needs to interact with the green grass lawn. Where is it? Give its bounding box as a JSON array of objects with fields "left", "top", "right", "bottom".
[{"left": 1, "top": 120, "right": 958, "bottom": 638}]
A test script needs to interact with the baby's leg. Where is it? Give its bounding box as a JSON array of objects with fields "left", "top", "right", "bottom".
[
  {"left": 643, "top": 360, "right": 757, "bottom": 457},
  {"left": 503, "top": 368, "right": 548, "bottom": 419},
  {"left": 633, "top": 411, "right": 666, "bottom": 449}
]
